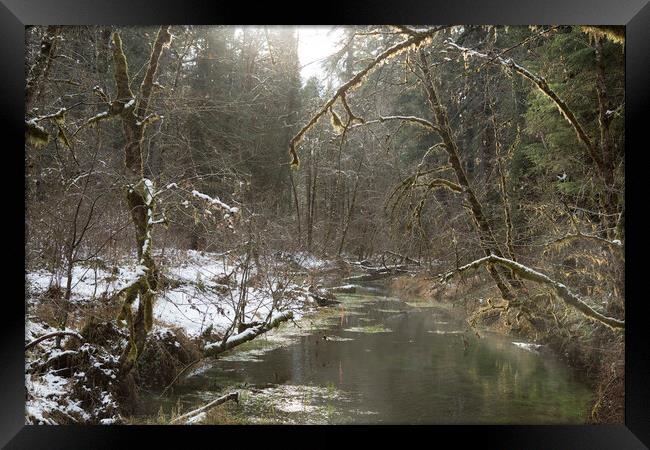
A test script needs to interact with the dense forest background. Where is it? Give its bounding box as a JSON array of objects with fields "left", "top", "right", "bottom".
[{"left": 25, "top": 25, "right": 625, "bottom": 424}]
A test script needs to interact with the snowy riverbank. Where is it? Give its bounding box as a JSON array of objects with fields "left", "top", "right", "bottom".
[{"left": 25, "top": 249, "right": 336, "bottom": 424}]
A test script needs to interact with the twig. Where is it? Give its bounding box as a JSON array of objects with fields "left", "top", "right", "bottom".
[{"left": 170, "top": 392, "right": 239, "bottom": 424}]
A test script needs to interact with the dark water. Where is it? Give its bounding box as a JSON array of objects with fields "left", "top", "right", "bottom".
[{"left": 147, "top": 287, "right": 593, "bottom": 424}]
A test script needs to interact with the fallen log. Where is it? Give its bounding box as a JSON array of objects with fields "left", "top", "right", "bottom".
[
  {"left": 311, "top": 295, "right": 341, "bottom": 307},
  {"left": 308, "top": 285, "right": 341, "bottom": 306},
  {"left": 441, "top": 254, "right": 624, "bottom": 330},
  {"left": 383, "top": 251, "right": 421, "bottom": 266},
  {"left": 25, "top": 331, "right": 83, "bottom": 351},
  {"left": 343, "top": 264, "right": 411, "bottom": 282},
  {"left": 203, "top": 311, "right": 293, "bottom": 358},
  {"left": 170, "top": 392, "right": 239, "bottom": 424}
]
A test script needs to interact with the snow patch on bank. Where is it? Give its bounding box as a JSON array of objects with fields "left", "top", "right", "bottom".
[
  {"left": 512, "top": 341, "right": 544, "bottom": 353},
  {"left": 25, "top": 249, "right": 332, "bottom": 424}
]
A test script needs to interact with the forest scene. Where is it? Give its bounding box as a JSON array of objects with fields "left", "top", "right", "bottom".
[{"left": 25, "top": 25, "right": 625, "bottom": 425}]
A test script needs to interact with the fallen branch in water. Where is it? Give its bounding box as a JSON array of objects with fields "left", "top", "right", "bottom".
[
  {"left": 25, "top": 331, "right": 83, "bottom": 351},
  {"left": 344, "top": 264, "right": 411, "bottom": 282},
  {"left": 441, "top": 254, "right": 624, "bottom": 330},
  {"left": 170, "top": 392, "right": 239, "bottom": 424},
  {"left": 203, "top": 311, "right": 293, "bottom": 358}
]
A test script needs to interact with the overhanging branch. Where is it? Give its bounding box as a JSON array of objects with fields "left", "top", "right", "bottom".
[
  {"left": 446, "top": 40, "right": 604, "bottom": 172},
  {"left": 289, "top": 26, "right": 447, "bottom": 168},
  {"left": 350, "top": 115, "right": 439, "bottom": 132},
  {"left": 441, "top": 254, "right": 624, "bottom": 330}
]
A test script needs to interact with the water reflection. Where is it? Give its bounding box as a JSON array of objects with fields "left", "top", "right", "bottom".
[{"left": 147, "top": 290, "right": 593, "bottom": 424}]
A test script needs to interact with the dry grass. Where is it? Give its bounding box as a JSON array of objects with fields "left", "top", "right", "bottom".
[{"left": 589, "top": 345, "right": 624, "bottom": 423}]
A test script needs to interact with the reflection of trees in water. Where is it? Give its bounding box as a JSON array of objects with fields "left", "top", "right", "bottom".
[{"left": 162, "top": 295, "right": 592, "bottom": 423}]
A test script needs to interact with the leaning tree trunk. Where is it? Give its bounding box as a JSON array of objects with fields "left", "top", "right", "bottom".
[{"left": 418, "top": 49, "right": 520, "bottom": 301}]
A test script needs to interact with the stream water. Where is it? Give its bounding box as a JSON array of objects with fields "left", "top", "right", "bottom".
[{"left": 143, "top": 284, "right": 594, "bottom": 424}]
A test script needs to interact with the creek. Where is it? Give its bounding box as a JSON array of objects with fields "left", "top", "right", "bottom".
[{"left": 142, "top": 284, "right": 593, "bottom": 424}]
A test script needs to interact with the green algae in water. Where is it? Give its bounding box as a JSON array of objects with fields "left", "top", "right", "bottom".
[{"left": 232, "top": 384, "right": 358, "bottom": 425}]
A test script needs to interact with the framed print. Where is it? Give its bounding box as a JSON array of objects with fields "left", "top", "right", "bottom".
[{"left": 3, "top": 0, "right": 649, "bottom": 448}]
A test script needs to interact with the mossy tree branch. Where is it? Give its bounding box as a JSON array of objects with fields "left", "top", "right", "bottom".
[
  {"left": 416, "top": 48, "right": 519, "bottom": 300},
  {"left": 441, "top": 254, "right": 624, "bottom": 330},
  {"left": 288, "top": 26, "right": 447, "bottom": 168},
  {"left": 544, "top": 232, "right": 623, "bottom": 255},
  {"left": 136, "top": 27, "right": 172, "bottom": 119},
  {"left": 107, "top": 26, "right": 171, "bottom": 375},
  {"left": 446, "top": 40, "right": 607, "bottom": 178},
  {"left": 349, "top": 115, "right": 439, "bottom": 132}
]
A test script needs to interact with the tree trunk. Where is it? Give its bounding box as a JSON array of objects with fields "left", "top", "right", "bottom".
[
  {"left": 108, "top": 27, "right": 171, "bottom": 376},
  {"left": 418, "top": 49, "right": 517, "bottom": 301},
  {"left": 25, "top": 26, "right": 59, "bottom": 112},
  {"left": 594, "top": 39, "right": 620, "bottom": 240},
  {"left": 337, "top": 156, "right": 363, "bottom": 256}
]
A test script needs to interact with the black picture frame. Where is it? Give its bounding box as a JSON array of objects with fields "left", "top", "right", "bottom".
[{"left": 4, "top": 1, "right": 649, "bottom": 448}]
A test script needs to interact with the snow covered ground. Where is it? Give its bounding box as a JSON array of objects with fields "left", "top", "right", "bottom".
[
  {"left": 26, "top": 249, "right": 333, "bottom": 337},
  {"left": 25, "top": 249, "right": 334, "bottom": 424}
]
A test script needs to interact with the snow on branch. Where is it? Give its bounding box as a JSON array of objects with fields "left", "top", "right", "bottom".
[
  {"left": 441, "top": 254, "right": 624, "bottom": 330},
  {"left": 446, "top": 40, "right": 602, "bottom": 169},
  {"left": 170, "top": 392, "right": 239, "bottom": 425},
  {"left": 135, "top": 113, "right": 163, "bottom": 127},
  {"left": 25, "top": 108, "right": 69, "bottom": 148},
  {"left": 84, "top": 111, "right": 112, "bottom": 127},
  {"left": 203, "top": 311, "right": 293, "bottom": 357},
  {"left": 25, "top": 331, "right": 83, "bottom": 351},
  {"left": 289, "top": 26, "right": 447, "bottom": 168},
  {"left": 191, "top": 190, "right": 239, "bottom": 214},
  {"left": 27, "top": 108, "right": 67, "bottom": 124}
]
